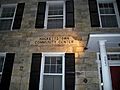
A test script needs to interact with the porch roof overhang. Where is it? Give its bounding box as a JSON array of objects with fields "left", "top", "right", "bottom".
[{"left": 87, "top": 33, "right": 120, "bottom": 52}]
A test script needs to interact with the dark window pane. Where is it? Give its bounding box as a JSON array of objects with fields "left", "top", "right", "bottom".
[
  {"left": 99, "top": 3, "right": 103, "bottom": 8},
  {"left": 109, "top": 3, "right": 114, "bottom": 8},
  {"left": 44, "top": 65, "right": 49, "bottom": 73},
  {"left": 45, "top": 57, "right": 50, "bottom": 64},
  {"left": 54, "top": 75, "right": 62, "bottom": 90},
  {"left": 107, "top": 55, "right": 111, "bottom": 60},
  {"left": 48, "top": 4, "right": 63, "bottom": 15},
  {"left": 0, "top": 19, "right": 12, "bottom": 30},
  {"left": 101, "top": 15, "right": 118, "bottom": 27},
  {"left": 119, "top": 55, "right": 120, "bottom": 59},
  {"left": 48, "top": 9, "right": 63, "bottom": 15},
  {"left": 100, "top": 8, "right": 104, "bottom": 14},
  {"left": 109, "top": 55, "right": 120, "bottom": 60},
  {"left": 102, "top": 8, "right": 115, "bottom": 14},
  {"left": 1, "top": 7, "right": 15, "bottom": 18},
  {"left": 43, "top": 75, "right": 54, "bottom": 90},
  {"left": 100, "top": 54, "right": 120, "bottom": 60},
  {"left": 43, "top": 75, "right": 62, "bottom": 90},
  {"left": 51, "top": 57, "right": 56, "bottom": 64},
  {"left": 108, "top": 8, "right": 115, "bottom": 14},
  {"left": 50, "top": 65, "right": 56, "bottom": 73},
  {"left": 47, "top": 19, "right": 63, "bottom": 29},
  {"left": 57, "top": 65, "right": 62, "bottom": 73},
  {"left": 104, "top": 3, "right": 108, "bottom": 8},
  {"left": 99, "top": 3, "right": 115, "bottom": 14},
  {"left": 57, "top": 57, "right": 62, "bottom": 64}
]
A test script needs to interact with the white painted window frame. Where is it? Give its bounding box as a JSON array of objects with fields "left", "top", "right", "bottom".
[
  {"left": 0, "top": 4, "right": 17, "bottom": 31},
  {"left": 44, "top": 1, "right": 65, "bottom": 29},
  {"left": 0, "top": 53, "right": 6, "bottom": 75},
  {"left": 97, "top": 0, "right": 120, "bottom": 28},
  {"left": 39, "top": 52, "right": 65, "bottom": 90},
  {"left": 96, "top": 52, "right": 120, "bottom": 90}
]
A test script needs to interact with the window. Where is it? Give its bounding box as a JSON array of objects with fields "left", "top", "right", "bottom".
[
  {"left": 107, "top": 54, "right": 120, "bottom": 60},
  {"left": 40, "top": 53, "right": 65, "bottom": 90},
  {"left": 88, "top": 0, "right": 120, "bottom": 27},
  {"left": 29, "top": 53, "right": 75, "bottom": 90},
  {"left": 44, "top": 1, "right": 65, "bottom": 29},
  {"left": 35, "top": 1, "right": 74, "bottom": 29},
  {"left": 97, "top": 0, "right": 120, "bottom": 28},
  {"left": 98, "top": 53, "right": 120, "bottom": 61},
  {"left": 0, "top": 4, "right": 17, "bottom": 31}
]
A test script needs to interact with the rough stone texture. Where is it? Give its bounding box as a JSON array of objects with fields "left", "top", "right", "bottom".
[{"left": 0, "top": 0, "right": 120, "bottom": 90}]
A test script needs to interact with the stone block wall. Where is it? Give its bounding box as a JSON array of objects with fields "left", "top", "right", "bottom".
[{"left": 0, "top": 0, "right": 120, "bottom": 90}]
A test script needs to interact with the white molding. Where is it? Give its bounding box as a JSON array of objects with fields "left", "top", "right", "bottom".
[
  {"left": 11, "top": 4, "right": 17, "bottom": 31},
  {"left": 0, "top": 53, "right": 6, "bottom": 56},
  {"left": 0, "top": 53, "right": 6, "bottom": 75},
  {"left": 1, "top": 4, "right": 17, "bottom": 7},
  {"left": 43, "top": 73, "right": 63, "bottom": 75},
  {"left": 62, "top": 53, "right": 65, "bottom": 90},
  {"left": 63, "top": 1, "right": 65, "bottom": 29},
  {"left": 44, "top": 2, "right": 48, "bottom": 29},
  {"left": 97, "top": 0, "right": 116, "bottom": 3},
  {"left": 39, "top": 54, "right": 44, "bottom": 90},
  {"left": 46, "top": 1, "right": 64, "bottom": 4},
  {"left": 90, "top": 34, "right": 120, "bottom": 37},
  {"left": 42, "top": 52, "right": 65, "bottom": 55}
]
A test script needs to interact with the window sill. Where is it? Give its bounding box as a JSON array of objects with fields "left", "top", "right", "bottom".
[
  {"left": 0, "top": 29, "right": 19, "bottom": 32},
  {"left": 98, "top": 27, "right": 120, "bottom": 30},
  {"left": 36, "top": 28, "right": 74, "bottom": 31}
]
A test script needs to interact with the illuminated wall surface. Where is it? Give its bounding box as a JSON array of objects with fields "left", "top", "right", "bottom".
[{"left": 0, "top": 0, "right": 120, "bottom": 90}]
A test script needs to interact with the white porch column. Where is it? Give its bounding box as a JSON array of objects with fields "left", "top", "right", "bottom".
[{"left": 99, "top": 40, "right": 112, "bottom": 90}]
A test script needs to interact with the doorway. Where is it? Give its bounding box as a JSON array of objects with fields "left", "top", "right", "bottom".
[{"left": 97, "top": 52, "right": 120, "bottom": 90}]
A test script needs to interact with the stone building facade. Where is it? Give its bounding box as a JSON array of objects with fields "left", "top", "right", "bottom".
[{"left": 0, "top": 0, "right": 120, "bottom": 90}]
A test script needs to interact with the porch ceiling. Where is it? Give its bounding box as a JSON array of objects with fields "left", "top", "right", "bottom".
[{"left": 87, "top": 33, "right": 120, "bottom": 52}]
